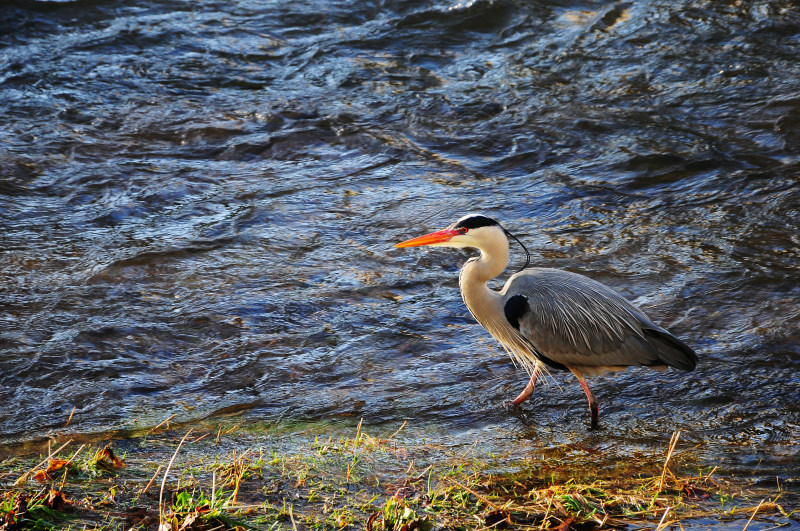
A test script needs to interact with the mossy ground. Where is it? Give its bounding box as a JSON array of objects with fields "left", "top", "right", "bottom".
[{"left": 0, "top": 421, "right": 796, "bottom": 530}]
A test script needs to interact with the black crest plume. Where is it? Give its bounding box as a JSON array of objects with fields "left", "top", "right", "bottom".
[{"left": 502, "top": 226, "right": 531, "bottom": 274}]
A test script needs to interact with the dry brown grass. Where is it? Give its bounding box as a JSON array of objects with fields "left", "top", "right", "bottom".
[{"left": 0, "top": 422, "right": 796, "bottom": 530}]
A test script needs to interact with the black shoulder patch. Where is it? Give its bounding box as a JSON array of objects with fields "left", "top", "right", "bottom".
[
  {"left": 504, "top": 294, "right": 529, "bottom": 330},
  {"left": 505, "top": 294, "right": 570, "bottom": 372},
  {"left": 454, "top": 215, "right": 499, "bottom": 230}
]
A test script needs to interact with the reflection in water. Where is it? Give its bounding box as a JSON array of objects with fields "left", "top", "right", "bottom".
[{"left": 0, "top": 0, "right": 798, "bottom": 485}]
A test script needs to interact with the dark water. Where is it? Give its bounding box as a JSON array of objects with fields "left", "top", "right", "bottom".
[{"left": 1, "top": 0, "right": 798, "bottom": 487}]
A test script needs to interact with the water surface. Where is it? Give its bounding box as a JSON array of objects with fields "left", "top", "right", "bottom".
[{"left": 1, "top": 0, "right": 799, "bottom": 490}]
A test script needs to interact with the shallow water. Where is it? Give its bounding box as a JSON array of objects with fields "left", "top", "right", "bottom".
[{"left": 1, "top": 0, "right": 798, "bottom": 489}]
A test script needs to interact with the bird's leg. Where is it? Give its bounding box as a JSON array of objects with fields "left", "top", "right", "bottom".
[
  {"left": 510, "top": 365, "right": 540, "bottom": 405},
  {"left": 570, "top": 368, "right": 599, "bottom": 429}
]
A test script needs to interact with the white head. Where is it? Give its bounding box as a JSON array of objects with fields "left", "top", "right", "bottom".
[
  {"left": 395, "top": 214, "right": 531, "bottom": 277},
  {"left": 395, "top": 214, "right": 508, "bottom": 250}
]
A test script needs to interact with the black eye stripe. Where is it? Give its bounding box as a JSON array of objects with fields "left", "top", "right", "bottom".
[{"left": 454, "top": 215, "right": 499, "bottom": 230}]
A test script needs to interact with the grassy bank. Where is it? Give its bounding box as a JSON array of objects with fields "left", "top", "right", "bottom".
[{"left": 0, "top": 421, "right": 796, "bottom": 530}]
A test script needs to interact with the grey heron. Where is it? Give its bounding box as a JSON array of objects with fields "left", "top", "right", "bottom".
[{"left": 395, "top": 214, "right": 698, "bottom": 429}]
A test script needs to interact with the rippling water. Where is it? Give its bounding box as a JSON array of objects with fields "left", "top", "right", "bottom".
[{"left": 1, "top": 0, "right": 799, "bottom": 484}]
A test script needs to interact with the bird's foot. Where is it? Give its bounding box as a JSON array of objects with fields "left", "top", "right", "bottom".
[
  {"left": 509, "top": 388, "right": 533, "bottom": 406},
  {"left": 571, "top": 367, "right": 601, "bottom": 430},
  {"left": 589, "top": 402, "right": 600, "bottom": 430},
  {"left": 507, "top": 370, "right": 538, "bottom": 407}
]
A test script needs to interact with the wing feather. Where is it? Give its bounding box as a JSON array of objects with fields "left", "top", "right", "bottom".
[{"left": 501, "top": 268, "right": 697, "bottom": 370}]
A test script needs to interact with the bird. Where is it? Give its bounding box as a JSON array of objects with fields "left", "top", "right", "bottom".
[{"left": 394, "top": 213, "right": 698, "bottom": 429}]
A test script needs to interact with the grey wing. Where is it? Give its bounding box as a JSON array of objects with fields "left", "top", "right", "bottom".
[{"left": 502, "top": 268, "right": 697, "bottom": 370}]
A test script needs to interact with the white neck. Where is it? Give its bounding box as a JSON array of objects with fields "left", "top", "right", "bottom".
[
  {"left": 458, "top": 232, "right": 509, "bottom": 327},
  {"left": 456, "top": 232, "right": 539, "bottom": 374}
]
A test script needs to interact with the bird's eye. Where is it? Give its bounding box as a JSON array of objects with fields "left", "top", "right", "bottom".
[{"left": 460, "top": 227, "right": 468, "bottom": 234}]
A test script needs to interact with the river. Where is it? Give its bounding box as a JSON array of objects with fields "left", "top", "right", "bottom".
[{"left": 1, "top": 0, "right": 798, "bottom": 490}]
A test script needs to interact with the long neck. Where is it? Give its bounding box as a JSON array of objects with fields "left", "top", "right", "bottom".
[
  {"left": 457, "top": 234, "right": 540, "bottom": 375},
  {"left": 458, "top": 236, "right": 509, "bottom": 325}
]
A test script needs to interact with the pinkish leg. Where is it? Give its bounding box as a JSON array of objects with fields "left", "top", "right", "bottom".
[
  {"left": 570, "top": 367, "right": 599, "bottom": 429},
  {"left": 510, "top": 365, "right": 540, "bottom": 405}
]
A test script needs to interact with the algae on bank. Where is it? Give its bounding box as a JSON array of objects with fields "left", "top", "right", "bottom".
[{"left": 0, "top": 420, "right": 796, "bottom": 530}]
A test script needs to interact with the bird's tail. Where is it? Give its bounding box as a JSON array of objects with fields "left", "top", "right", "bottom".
[{"left": 643, "top": 328, "right": 699, "bottom": 371}]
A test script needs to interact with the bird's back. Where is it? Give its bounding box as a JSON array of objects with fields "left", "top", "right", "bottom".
[{"left": 501, "top": 268, "right": 698, "bottom": 372}]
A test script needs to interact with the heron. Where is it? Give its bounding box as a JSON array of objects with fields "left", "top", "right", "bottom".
[{"left": 394, "top": 214, "right": 698, "bottom": 429}]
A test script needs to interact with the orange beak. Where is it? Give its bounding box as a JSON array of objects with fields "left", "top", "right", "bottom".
[{"left": 394, "top": 228, "right": 461, "bottom": 248}]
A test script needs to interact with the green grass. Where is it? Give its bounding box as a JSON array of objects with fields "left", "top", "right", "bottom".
[{"left": 0, "top": 422, "right": 796, "bottom": 530}]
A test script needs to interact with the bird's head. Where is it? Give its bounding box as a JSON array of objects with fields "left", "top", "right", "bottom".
[
  {"left": 395, "top": 214, "right": 531, "bottom": 273},
  {"left": 394, "top": 214, "right": 505, "bottom": 249}
]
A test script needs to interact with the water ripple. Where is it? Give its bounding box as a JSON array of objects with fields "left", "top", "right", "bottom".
[{"left": 0, "top": 0, "right": 798, "bottom": 483}]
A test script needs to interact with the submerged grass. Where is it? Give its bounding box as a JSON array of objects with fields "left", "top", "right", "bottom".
[{"left": 0, "top": 421, "right": 796, "bottom": 530}]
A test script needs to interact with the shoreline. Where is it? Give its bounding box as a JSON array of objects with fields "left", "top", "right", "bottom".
[{"left": 1, "top": 420, "right": 796, "bottom": 530}]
